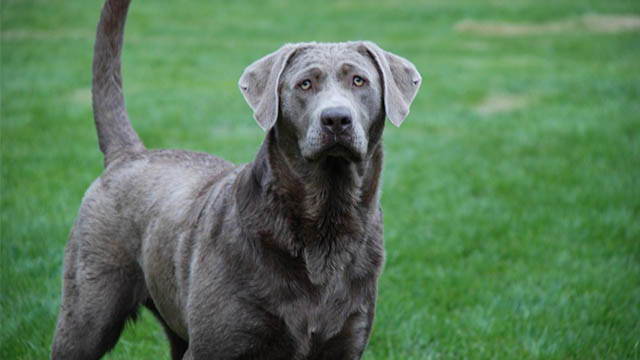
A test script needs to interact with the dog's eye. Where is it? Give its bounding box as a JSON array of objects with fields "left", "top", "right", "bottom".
[
  {"left": 299, "top": 79, "right": 312, "bottom": 91},
  {"left": 353, "top": 76, "right": 366, "bottom": 87}
]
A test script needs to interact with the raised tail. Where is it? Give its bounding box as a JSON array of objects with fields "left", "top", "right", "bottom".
[{"left": 92, "top": 0, "right": 144, "bottom": 166}]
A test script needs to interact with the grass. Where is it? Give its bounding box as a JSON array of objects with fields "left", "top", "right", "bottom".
[{"left": 2, "top": 0, "right": 639, "bottom": 358}]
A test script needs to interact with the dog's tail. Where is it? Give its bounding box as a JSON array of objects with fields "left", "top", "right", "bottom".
[{"left": 92, "top": 0, "right": 144, "bottom": 166}]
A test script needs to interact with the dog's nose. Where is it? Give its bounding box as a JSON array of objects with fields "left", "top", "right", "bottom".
[{"left": 320, "top": 107, "right": 352, "bottom": 134}]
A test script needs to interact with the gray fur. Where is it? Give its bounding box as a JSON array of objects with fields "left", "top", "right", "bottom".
[
  {"left": 51, "top": 0, "right": 421, "bottom": 359},
  {"left": 92, "top": 0, "right": 144, "bottom": 166}
]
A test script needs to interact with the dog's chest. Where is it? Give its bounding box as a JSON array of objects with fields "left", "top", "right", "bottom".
[{"left": 276, "top": 272, "right": 362, "bottom": 356}]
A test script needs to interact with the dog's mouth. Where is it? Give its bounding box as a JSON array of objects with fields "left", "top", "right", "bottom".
[
  {"left": 308, "top": 137, "right": 363, "bottom": 162},
  {"left": 323, "top": 143, "right": 359, "bottom": 160}
]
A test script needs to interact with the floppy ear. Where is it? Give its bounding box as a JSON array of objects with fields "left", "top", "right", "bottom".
[
  {"left": 238, "top": 44, "right": 299, "bottom": 131},
  {"left": 360, "top": 41, "right": 422, "bottom": 127}
]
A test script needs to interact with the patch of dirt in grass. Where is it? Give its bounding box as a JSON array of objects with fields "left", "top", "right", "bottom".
[
  {"left": 474, "top": 94, "right": 529, "bottom": 115},
  {"left": 581, "top": 14, "right": 640, "bottom": 33},
  {"left": 455, "top": 14, "right": 640, "bottom": 36},
  {"left": 456, "top": 20, "right": 570, "bottom": 36}
]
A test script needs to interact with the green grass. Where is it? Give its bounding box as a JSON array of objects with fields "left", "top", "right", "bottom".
[{"left": 2, "top": 0, "right": 639, "bottom": 358}]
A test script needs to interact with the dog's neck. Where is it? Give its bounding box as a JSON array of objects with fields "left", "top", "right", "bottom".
[{"left": 234, "top": 127, "right": 383, "bottom": 283}]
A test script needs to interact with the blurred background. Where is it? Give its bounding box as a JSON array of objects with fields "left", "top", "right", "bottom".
[{"left": 2, "top": 0, "right": 639, "bottom": 358}]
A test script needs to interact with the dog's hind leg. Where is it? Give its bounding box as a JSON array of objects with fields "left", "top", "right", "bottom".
[
  {"left": 144, "top": 299, "right": 188, "bottom": 360},
  {"left": 51, "top": 222, "right": 145, "bottom": 360}
]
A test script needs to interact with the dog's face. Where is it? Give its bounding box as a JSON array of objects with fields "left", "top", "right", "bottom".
[
  {"left": 279, "top": 44, "right": 382, "bottom": 161},
  {"left": 239, "top": 41, "right": 422, "bottom": 162}
]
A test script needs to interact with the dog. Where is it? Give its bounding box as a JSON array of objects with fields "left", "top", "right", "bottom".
[{"left": 51, "top": 0, "right": 421, "bottom": 359}]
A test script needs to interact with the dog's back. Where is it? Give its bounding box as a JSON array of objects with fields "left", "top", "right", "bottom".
[{"left": 95, "top": 149, "right": 235, "bottom": 228}]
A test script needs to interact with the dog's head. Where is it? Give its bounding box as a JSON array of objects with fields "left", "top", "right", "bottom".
[{"left": 239, "top": 41, "right": 421, "bottom": 162}]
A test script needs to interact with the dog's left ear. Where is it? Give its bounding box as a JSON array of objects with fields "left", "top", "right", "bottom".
[
  {"left": 359, "top": 41, "right": 422, "bottom": 127},
  {"left": 239, "top": 44, "right": 299, "bottom": 131}
]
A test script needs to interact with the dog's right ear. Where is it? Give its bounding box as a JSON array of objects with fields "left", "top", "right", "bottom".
[
  {"left": 239, "top": 45, "right": 299, "bottom": 131},
  {"left": 358, "top": 41, "right": 422, "bottom": 127}
]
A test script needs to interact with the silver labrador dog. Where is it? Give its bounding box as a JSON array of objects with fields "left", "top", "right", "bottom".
[{"left": 51, "top": 0, "right": 421, "bottom": 359}]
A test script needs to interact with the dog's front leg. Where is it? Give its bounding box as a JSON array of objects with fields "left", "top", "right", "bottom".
[{"left": 316, "top": 304, "right": 376, "bottom": 360}]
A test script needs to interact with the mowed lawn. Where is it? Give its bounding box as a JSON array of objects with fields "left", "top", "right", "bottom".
[{"left": 2, "top": 0, "right": 639, "bottom": 359}]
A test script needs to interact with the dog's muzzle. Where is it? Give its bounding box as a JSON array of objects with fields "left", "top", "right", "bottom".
[
  {"left": 314, "top": 107, "right": 362, "bottom": 161},
  {"left": 320, "top": 106, "right": 353, "bottom": 136}
]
